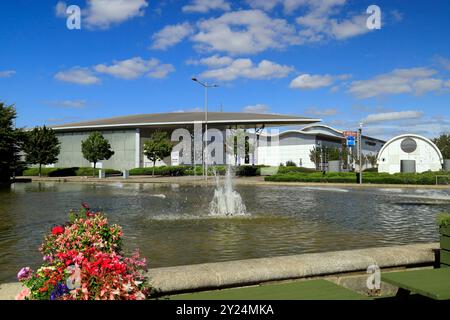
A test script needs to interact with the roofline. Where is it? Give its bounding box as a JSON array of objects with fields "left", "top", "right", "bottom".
[
  {"left": 52, "top": 118, "right": 322, "bottom": 131},
  {"left": 301, "top": 124, "right": 344, "bottom": 135},
  {"left": 377, "top": 134, "right": 444, "bottom": 163}
]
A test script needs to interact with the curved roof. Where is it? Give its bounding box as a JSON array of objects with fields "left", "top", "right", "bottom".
[
  {"left": 300, "top": 124, "right": 344, "bottom": 136},
  {"left": 51, "top": 112, "right": 321, "bottom": 131},
  {"left": 377, "top": 134, "right": 444, "bottom": 162}
]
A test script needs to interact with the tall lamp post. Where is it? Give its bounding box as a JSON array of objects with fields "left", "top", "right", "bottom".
[
  {"left": 192, "top": 77, "right": 218, "bottom": 180},
  {"left": 358, "top": 122, "right": 363, "bottom": 184}
]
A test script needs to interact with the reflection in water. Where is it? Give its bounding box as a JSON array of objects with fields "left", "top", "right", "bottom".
[{"left": 0, "top": 182, "right": 448, "bottom": 283}]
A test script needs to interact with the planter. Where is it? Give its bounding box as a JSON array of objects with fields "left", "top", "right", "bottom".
[
  {"left": 440, "top": 226, "right": 450, "bottom": 268},
  {"left": 440, "top": 226, "right": 450, "bottom": 237}
]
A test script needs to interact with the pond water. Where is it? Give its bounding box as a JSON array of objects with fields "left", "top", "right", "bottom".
[{"left": 0, "top": 182, "right": 449, "bottom": 283}]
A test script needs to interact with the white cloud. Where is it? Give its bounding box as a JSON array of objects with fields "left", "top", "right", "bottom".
[
  {"left": 294, "top": 1, "right": 373, "bottom": 43},
  {"left": 305, "top": 107, "right": 338, "bottom": 116},
  {"left": 46, "top": 100, "right": 87, "bottom": 108},
  {"left": 200, "top": 58, "right": 293, "bottom": 81},
  {"left": 413, "top": 78, "right": 443, "bottom": 95},
  {"left": 54, "top": 67, "right": 101, "bottom": 85},
  {"left": 243, "top": 104, "right": 271, "bottom": 113},
  {"left": 362, "top": 116, "right": 449, "bottom": 140},
  {"left": 246, "top": 0, "right": 346, "bottom": 14},
  {"left": 290, "top": 74, "right": 334, "bottom": 89},
  {"left": 173, "top": 107, "right": 203, "bottom": 113},
  {"left": 362, "top": 111, "right": 423, "bottom": 123},
  {"left": 151, "top": 22, "right": 195, "bottom": 50},
  {"left": 94, "top": 57, "right": 174, "bottom": 79},
  {"left": 55, "top": 1, "right": 67, "bottom": 17},
  {"left": 0, "top": 70, "right": 16, "bottom": 78},
  {"left": 445, "top": 80, "right": 450, "bottom": 87},
  {"left": 84, "top": 0, "right": 148, "bottom": 29},
  {"left": 187, "top": 55, "right": 234, "bottom": 68},
  {"left": 182, "top": 0, "right": 231, "bottom": 13},
  {"left": 245, "top": 0, "right": 280, "bottom": 12},
  {"left": 348, "top": 67, "right": 445, "bottom": 98},
  {"left": 435, "top": 56, "right": 450, "bottom": 72},
  {"left": 192, "top": 10, "right": 300, "bottom": 55},
  {"left": 329, "top": 14, "right": 370, "bottom": 40}
]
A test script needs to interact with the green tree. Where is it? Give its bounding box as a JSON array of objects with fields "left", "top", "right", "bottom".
[
  {"left": 23, "top": 126, "right": 61, "bottom": 177},
  {"left": 143, "top": 131, "right": 173, "bottom": 176},
  {"left": 433, "top": 133, "right": 450, "bottom": 159},
  {"left": 81, "top": 132, "right": 114, "bottom": 177},
  {"left": 0, "top": 103, "right": 23, "bottom": 184},
  {"left": 309, "top": 147, "right": 321, "bottom": 170},
  {"left": 365, "top": 153, "right": 378, "bottom": 168}
]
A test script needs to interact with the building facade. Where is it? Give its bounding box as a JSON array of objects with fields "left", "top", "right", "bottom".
[{"left": 377, "top": 134, "right": 444, "bottom": 173}]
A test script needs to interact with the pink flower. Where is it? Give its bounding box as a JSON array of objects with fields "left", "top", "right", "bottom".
[
  {"left": 17, "top": 267, "right": 33, "bottom": 281},
  {"left": 15, "top": 287, "right": 31, "bottom": 300}
]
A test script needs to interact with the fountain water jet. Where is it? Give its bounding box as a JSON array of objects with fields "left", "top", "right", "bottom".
[{"left": 209, "top": 166, "right": 247, "bottom": 216}]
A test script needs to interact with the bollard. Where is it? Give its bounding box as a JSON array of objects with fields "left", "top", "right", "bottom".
[
  {"left": 123, "top": 170, "right": 129, "bottom": 179},
  {"left": 98, "top": 169, "right": 105, "bottom": 179}
]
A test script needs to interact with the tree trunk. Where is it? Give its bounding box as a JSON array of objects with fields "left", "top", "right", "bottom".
[
  {"left": 152, "top": 160, "right": 156, "bottom": 177},
  {"left": 93, "top": 162, "right": 96, "bottom": 177},
  {"left": 39, "top": 164, "right": 42, "bottom": 177}
]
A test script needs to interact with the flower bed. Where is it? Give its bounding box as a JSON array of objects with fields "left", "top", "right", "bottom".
[{"left": 16, "top": 203, "right": 149, "bottom": 300}]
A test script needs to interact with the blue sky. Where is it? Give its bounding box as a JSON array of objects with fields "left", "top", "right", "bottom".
[{"left": 1, "top": 0, "right": 449, "bottom": 140}]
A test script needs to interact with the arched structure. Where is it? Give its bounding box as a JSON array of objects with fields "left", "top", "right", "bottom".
[{"left": 377, "top": 134, "right": 443, "bottom": 173}]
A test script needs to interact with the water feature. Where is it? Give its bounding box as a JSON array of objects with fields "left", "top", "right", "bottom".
[
  {"left": 209, "top": 166, "right": 247, "bottom": 216},
  {"left": 0, "top": 182, "right": 449, "bottom": 283}
]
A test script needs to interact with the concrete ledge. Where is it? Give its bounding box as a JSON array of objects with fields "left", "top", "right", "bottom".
[
  {"left": 148, "top": 243, "right": 439, "bottom": 294},
  {"left": 0, "top": 243, "right": 439, "bottom": 299}
]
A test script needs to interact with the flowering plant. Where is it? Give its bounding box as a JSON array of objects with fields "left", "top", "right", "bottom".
[{"left": 16, "top": 203, "right": 149, "bottom": 300}]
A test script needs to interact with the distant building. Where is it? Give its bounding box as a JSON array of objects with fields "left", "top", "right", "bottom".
[
  {"left": 256, "top": 124, "right": 385, "bottom": 170},
  {"left": 50, "top": 112, "right": 385, "bottom": 171},
  {"left": 377, "top": 134, "right": 444, "bottom": 173},
  {"left": 51, "top": 112, "right": 320, "bottom": 170}
]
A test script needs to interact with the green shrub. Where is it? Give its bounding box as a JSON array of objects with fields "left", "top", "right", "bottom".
[
  {"left": 235, "top": 166, "right": 258, "bottom": 176},
  {"left": 265, "top": 171, "right": 450, "bottom": 185},
  {"left": 285, "top": 160, "right": 297, "bottom": 167},
  {"left": 437, "top": 213, "right": 450, "bottom": 228},
  {"left": 22, "top": 167, "right": 120, "bottom": 177},
  {"left": 277, "top": 166, "right": 317, "bottom": 174}
]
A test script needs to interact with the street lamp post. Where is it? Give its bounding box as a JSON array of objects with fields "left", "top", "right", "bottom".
[
  {"left": 192, "top": 77, "right": 218, "bottom": 180},
  {"left": 358, "top": 122, "right": 363, "bottom": 185}
]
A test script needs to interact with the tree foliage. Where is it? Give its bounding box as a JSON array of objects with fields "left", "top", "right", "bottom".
[
  {"left": 143, "top": 131, "right": 173, "bottom": 176},
  {"left": 0, "top": 102, "right": 23, "bottom": 183},
  {"left": 23, "top": 126, "right": 61, "bottom": 177},
  {"left": 81, "top": 132, "right": 114, "bottom": 176},
  {"left": 433, "top": 133, "right": 450, "bottom": 159}
]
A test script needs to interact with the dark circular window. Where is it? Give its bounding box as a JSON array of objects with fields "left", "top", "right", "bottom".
[{"left": 400, "top": 138, "right": 417, "bottom": 153}]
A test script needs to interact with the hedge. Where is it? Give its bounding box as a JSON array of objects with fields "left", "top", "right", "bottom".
[
  {"left": 128, "top": 165, "right": 268, "bottom": 177},
  {"left": 265, "top": 171, "right": 450, "bottom": 185},
  {"left": 22, "top": 167, "right": 121, "bottom": 177}
]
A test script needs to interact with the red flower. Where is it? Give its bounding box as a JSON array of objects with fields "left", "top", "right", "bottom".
[
  {"left": 52, "top": 226, "right": 64, "bottom": 235},
  {"left": 86, "top": 211, "right": 95, "bottom": 217},
  {"left": 82, "top": 202, "right": 90, "bottom": 210}
]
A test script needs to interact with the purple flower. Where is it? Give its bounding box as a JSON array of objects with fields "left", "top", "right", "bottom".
[
  {"left": 17, "top": 267, "right": 33, "bottom": 281},
  {"left": 43, "top": 255, "right": 53, "bottom": 263},
  {"left": 50, "top": 283, "right": 69, "bottom": 300}
]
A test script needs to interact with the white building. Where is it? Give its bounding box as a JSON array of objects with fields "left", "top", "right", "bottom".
[
  {"left": 256, "top": 124, "right": 385, "bottom": 169},
  {"left": 377, "top": 134, "right": 444, "bottom": 173}
]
